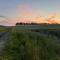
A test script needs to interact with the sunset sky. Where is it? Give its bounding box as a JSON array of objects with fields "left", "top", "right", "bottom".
[{"left": 0, "top": 0, "right": 60, "bottom": 26}]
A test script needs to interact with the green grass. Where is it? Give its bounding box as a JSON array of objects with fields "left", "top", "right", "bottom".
[
  {"left": 1, "top": 27, "right": 60, "bottom": 60},
  {"left": 0, "top": 27, "right": 7, "bottom": 32}
]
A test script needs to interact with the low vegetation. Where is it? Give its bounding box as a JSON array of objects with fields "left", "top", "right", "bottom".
[
  {"left": 1, "top": 26, "right": 60, "bottom": 60},
  {"left": 0, "top": 27, "right": 7, "bottom": 32}
]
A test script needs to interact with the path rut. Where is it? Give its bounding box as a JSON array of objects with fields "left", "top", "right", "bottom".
[{"left": 0, "top": 31, "right": 10, "bottom": 52}]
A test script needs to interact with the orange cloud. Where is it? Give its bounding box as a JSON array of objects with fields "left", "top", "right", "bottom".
[{"left": 32, "top": 16, "right": 47, "bottom": 23}]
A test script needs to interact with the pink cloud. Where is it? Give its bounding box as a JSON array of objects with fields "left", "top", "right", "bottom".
[
  {"left": 17, "top": 4, "right": 30, "bottom": 10},
  {"left": 17, "top": 3, "right": 32, "bottom": 13}
]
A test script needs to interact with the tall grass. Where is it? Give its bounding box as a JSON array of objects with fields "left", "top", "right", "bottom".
[{"left": 1, "top": 28, "right": 60, "bottom": 60}]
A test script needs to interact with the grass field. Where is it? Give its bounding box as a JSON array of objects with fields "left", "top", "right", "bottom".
[
  {"left": 0, "top": 25, "right": 60, "bottom": 60},
  {"left": 16, "top": 24, "right": 60, "bottom": 29},
  {"left": 0, "top": 27, "right": 7, "bottom": 32}
]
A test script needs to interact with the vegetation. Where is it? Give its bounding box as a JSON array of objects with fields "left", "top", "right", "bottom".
[
  {"left": 0, "top": 26, "right": 7, "bottom": 32},
  {"left": 1, "top": 25, "right": 60, "bottom": 60}
]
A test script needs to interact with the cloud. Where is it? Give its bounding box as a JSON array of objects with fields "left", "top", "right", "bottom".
[
  {"left": 17, "top": 3, "right": 32, "bottom": 12},
  {"left": 17, "top": 4, "right": 30, "bottom": 10},
  {"left": 33, "top": 16, "right": 47, "bottom": 23},
  {"left": 17, "top": 3, "right": 34, "bottom": 17}
]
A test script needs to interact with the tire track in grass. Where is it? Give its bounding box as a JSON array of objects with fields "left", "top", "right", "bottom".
[{"left": 0, "top": 27, "right": 12, "bottom": 52}]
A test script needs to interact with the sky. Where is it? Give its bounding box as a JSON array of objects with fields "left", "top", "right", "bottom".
[{"left": 0, "top": 0, "right": 60, "bottom": 26}]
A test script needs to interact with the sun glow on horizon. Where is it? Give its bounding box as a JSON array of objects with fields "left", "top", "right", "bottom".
[
  {"left": 0, "top": 0, "right": 60, "bottom": 26},
  {"left": 0, "top": 13, "right": 60, "bottom": 26}
]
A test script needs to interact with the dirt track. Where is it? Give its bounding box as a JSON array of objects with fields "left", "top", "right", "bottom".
[
  {"left": 0, "top": 31, "right": 10, "bottom": 51},
  {"left": 0, "top": 26, "right": 12, "bottom": 52}
]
